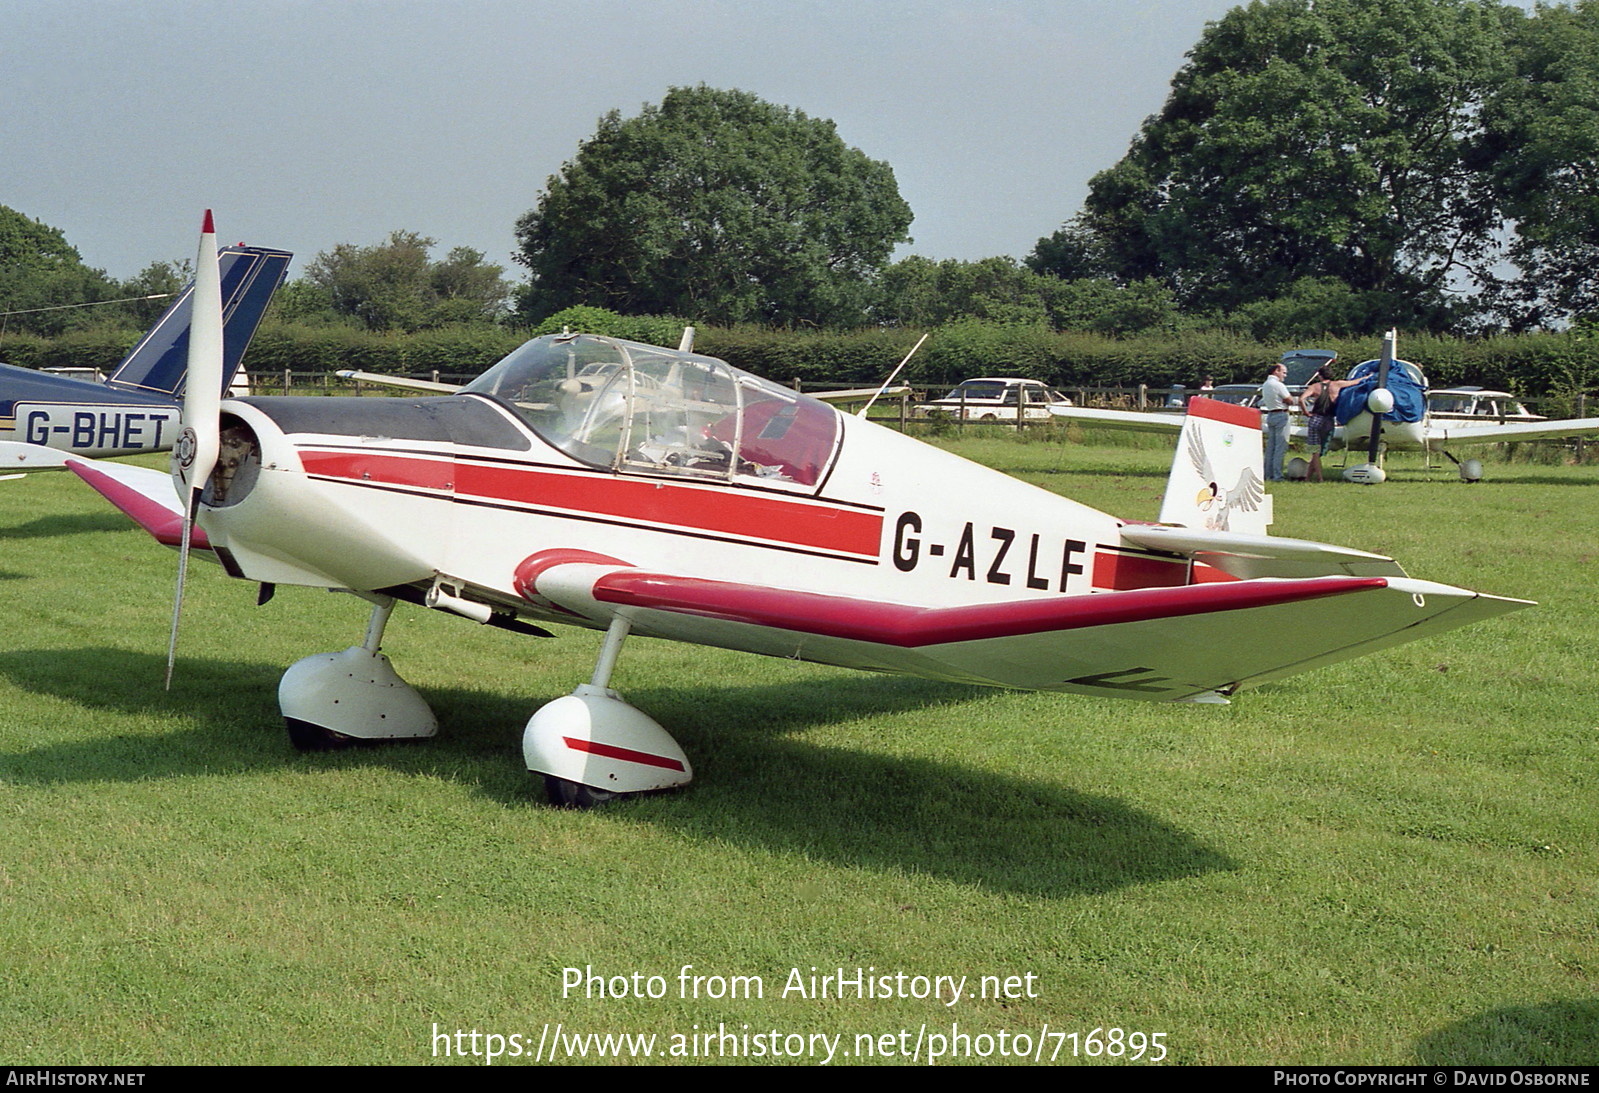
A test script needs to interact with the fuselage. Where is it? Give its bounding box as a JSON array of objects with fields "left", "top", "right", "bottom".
[
  {"left": 1329, "top": 411, "right": 1427, "bottom": 453},
  {"left": 197, "top": 391, "right": 1222, "bottom": 624},
  {"left": 193, "top": 331, "right": 1230, "bottom": 632},
  {"left": 0, "top": 364, "right": 181, "bottom": 457}
]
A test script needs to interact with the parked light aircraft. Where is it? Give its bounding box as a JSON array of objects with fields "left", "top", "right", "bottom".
[
  {"left": 0, "top": 244, "right": 290, "bottom": 475},
  {"left": 1056, "top": 332, "right": 1599, "bottom": 480},
  {"left": 1426, "top": 388, "right": 1545, "bottom": 424},
  {"left": 64, "top": 217, "right": 1531, "bottom": 806}
]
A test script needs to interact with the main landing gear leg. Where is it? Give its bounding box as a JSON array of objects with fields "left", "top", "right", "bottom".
[
  {"left": 523, "top": 615, "right": 693, "bottom": 808},
  {"left": 279, "top": 594, "right": 439, "bottom": 750}
]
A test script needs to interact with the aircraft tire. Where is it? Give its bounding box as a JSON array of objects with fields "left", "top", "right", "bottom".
[
  {"left": 284, "top": 717, "right": 360, "bottom": 752},
  {"left": 544, "top": 774, "right": 622, "bottom": 809}
]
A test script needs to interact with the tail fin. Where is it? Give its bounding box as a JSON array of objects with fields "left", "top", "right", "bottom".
[
  {"left": 105, "top": 245, "right": 291, "bottom": 398},
  {"left": 1157, "top": 397, "right": 1272, "bottom": 536}
]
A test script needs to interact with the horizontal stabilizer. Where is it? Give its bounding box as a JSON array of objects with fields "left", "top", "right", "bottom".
[
  {"left": 810, "top": 385, "right": 910, "bottom": 403},
  {"left": 1120, "top": 524, "right": 1407, "bottom": 579},
  {"left": 65, "top": 457, "right": 210, "bottom": 551},
  {"left": 0, "top": 441, "right": 75, "bottom": 475}
]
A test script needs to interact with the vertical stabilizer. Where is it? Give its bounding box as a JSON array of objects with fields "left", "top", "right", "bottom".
[
  {"left": 1157, "top": 397, "right": 1272, "bottom": 535},
  {"left": 106, "top": 245, "right": 291, "bottom": 398}
]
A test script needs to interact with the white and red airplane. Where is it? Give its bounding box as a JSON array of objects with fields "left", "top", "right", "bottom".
[{"left": 65, "top": 216, "right": 1532, "bottom": 806}]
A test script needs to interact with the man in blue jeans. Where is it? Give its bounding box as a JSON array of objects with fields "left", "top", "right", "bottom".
[{"left": 1260, "top": 362, "right": 1291, "bottom": 481}]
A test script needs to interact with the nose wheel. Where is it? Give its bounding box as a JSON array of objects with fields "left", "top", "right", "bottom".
[{"left": 278, "top": 597, "right": 438, "bottom": 750}]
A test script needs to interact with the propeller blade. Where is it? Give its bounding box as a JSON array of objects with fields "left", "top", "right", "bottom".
[
  {"left": 165, "top": 210, "right": 225, "bottom": 688},
  {"left": 1365, "top": 328, "right": 1395, "bottom": 464}
]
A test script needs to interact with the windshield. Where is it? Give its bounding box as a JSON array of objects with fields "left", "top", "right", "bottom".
[{"left": 462, "top": 334, "right": 841, "bottom": 489}]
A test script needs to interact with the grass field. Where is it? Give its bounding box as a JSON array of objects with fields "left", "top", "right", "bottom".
[{"left": 1, "top": 435, "right": 1594, "bottom": 1066}]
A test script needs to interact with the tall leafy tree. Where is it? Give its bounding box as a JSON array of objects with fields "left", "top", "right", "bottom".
[
  {"left": 0, "top": 205, "right": 118, "bottom": 335},
  {"left": 305, "top": 231, "right": 510, "bottom": 331},
  {"left": 1481, "top": 0, "right": 1599, "bottom": 326},
  {"left": 1060, "top": 0, "right": 1517, "bottom": 328},
  {"left": 514, "top": 86, "right": 913, "bottom": 328}
]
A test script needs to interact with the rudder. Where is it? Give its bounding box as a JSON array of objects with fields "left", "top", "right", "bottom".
[
  {"left": 1157, "top": 397, "right": 1272, "bottom": 535},
  {"left": 106, "top": 245, "right": 291, "bottom": 398}
]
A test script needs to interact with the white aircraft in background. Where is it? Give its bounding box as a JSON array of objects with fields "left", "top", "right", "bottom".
[
  {"left": 1057, "top": 332, "right": 1599, "bottom": 481},
  {"left": 61, "top": 216, "right": 1530, "bottom": 806}
]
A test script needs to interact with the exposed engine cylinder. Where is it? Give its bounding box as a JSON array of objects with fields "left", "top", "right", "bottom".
[{"left": 203, "top": 416, "right": 261, "bottom": 507}]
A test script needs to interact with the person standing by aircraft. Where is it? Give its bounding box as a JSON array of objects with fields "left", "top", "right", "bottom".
[
  {"left": 1260, "top": 362, "right": 1292, "bottom": 481},
  {"left": 1299, "top": 363, "right": 1356, "bottom": 482}
]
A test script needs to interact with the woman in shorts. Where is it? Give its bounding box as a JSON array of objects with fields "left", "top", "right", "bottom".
[{"left": 1300, "top": 365, "right": 1356, "bottom": 482}]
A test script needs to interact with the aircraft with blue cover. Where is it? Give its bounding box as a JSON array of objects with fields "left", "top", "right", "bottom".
[
  {"left": 0, "top": 243, "right": 290, "bottom": 474},
  {"left": 1053, "top": 331, "right": 1599, "bottom": 481}
]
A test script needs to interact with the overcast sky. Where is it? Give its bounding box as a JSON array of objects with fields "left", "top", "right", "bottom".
[{"left": 10, "top": 0, "right": 1265, "bottom": 282}]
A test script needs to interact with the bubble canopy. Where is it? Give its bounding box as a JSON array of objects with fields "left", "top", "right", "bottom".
[{"left": 461, "top": 334, "right": 842, "bottom": 490}]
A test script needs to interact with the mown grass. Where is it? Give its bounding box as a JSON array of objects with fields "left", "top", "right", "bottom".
[{"left": 0, "top": 440, "right": 1594, "bottom": 1066}]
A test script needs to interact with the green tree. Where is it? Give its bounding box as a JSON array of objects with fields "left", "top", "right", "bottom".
[
  {"left": 0, "top": 205, "right": 118, "bottom": 336},
  {"left": 1025, "top": 218, "right": 1109, "bottom": 281},
  {"left": 305, "top": 231, "right": 510, "bottom": 332},
  {"left": 117, "top": 259, "right": 190, "bottom": 327},
  {"left": 514, "top": 86, "right": 913, "bottom": 328},
  {"left": 1223, "top": 275, "right": 1426, "bottom": 339},
  {"left": 875, "top": 256, "right": 1052, "bottom": 327},
  {"left": 1068, "top": 0, "right": 1518, "bottom": 327},
  {"left": 1481, "top": 0, "right": 1599, "bottom": 327},
  {"left": 874, "top": 255, "right": 1181, "bottom": 335}
]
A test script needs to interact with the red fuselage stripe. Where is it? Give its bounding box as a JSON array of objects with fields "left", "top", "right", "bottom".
[
  {"left": 1092, "top": 550, "right": 1235, "bottom": 590},
  {"left": 593, "top": 572, "right": 1389, "bottom": 648},
  {"left": 296, "top": 450, "right": 883, "bottom": 556},
  {"left": 563, "top": 736, "right": 687, "bottom": 772}
]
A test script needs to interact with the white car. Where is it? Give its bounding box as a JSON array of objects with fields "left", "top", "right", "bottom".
[{"left": 915, "top": 377, "right": 1073, "bottom": 421}]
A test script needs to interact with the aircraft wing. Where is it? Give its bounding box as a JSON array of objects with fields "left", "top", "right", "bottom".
[
  {"left": 62, "top": 456, "right": 211, "bottom": 552},
  {"left": 1052, "top": 406, "right": 1188, "bottom": 433},
  {"left": 335, "top": 370, "right": 463, "bottom": 394},
  {"left": 1428, "top": 416, "right": 1599, "bottom": 446},
  {"left": 521, "top": 553, "right": 1530, "bottom": 702}
]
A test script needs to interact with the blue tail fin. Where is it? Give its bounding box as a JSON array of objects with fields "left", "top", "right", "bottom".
[{"left": 105, "top": 245, "right": 292, "bottom": 398}]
